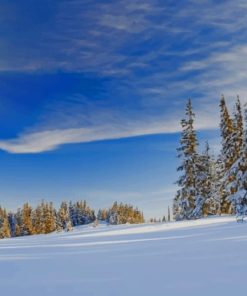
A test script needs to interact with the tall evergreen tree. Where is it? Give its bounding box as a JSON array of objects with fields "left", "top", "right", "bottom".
[
  {"left": 173, "top": 99, "right": 198, "bottom": 220},
  {"left": 0, "top": 208, "right": 11, "bottom": 238},
  {"left": 167, "top": 206, "right": 171, "bottom": 222},
  {"left": 205, "top": 155, "right": 223, "bottom": 215},
  {"left": 8, "top": 212, "right": 17, "bottom": 237},
  {"left": 43, "top": 202, "right": 56, "bottom": 233},
  {"left": 192, "top": 142, "right": 212, "bottom": 218},
  {"left": 1, "top": 217, "right": 11, "bottom": 238},
  {"left": 221, "top": 97, "right": 245, "bottom": 215},
  {"left": 219, "top": 95, "right": 235, "bottom": 170},
  {"left": 57, "top": 202, "right": 72, "bottom": 231},
  {"left": 228, "top": 102, "right": 247, "bottom": 215},
  {"left": 219, "top": 95, "right": 235, "bottom": 213},
  {"left": 21, "top": 203, "right": 33, "bottom": 235},
  {"left": 32, "top": 203, "right": 43, "bottom": 234},
  {"left": 232, "top": 96, "right": 244, "bottom": 160}
]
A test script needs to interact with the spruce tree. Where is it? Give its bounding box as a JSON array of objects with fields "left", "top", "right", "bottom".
[
  {"left": 173, "top": 99, "right": 198, "bottom": 220},
  {"left": 232, "top": 96, "right": 243, "bottom": 160},
  {"left": 206, "top": 155, "right": 223, "bottom": 215},
  {"left": 192, "top": 142, "right": 212, "bottom": 218},
  {"left": 219, "top": 95, "right": 235, "bottom": 170},
  {"left": 57, "top": 202, "right": 72, "bottom": 231},
  {"left": 43, "top": 202, "right": 56, "bottom": 233},
  {"left": 1, "top": 217, "right": 11, "bottom": 238},
  {"left": 21, "top": 203, "right": 33, "bottom": 235},
  {"left": 228, "top": 102, "right": 247, "bottom": 215},
  {"left": 222, "top": 97, "right": 246, "bottom": 215},
  {"left": 167, "top": 206, "right": 171, "bottom": 222},
  {"left": 32, "top": 203, "right": 43, "bottom": 234},
  {"left": 0, "top": 208, "right": 11, "bottom": 238},
  {"left": 219, "top": 95, "right": 234, "bottom": 213},
  {"left": 8, "top": 212, "right": 17, "bottom": 237}
]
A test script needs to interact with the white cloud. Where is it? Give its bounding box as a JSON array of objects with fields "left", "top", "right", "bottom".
[
  {"left": 0, "top": 112, "right": 219, "bottom": 153},
  {"left": 0, "top": 126, "right": 171, "bottom": 154}
]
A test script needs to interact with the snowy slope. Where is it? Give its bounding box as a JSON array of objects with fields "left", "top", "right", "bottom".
[{"left": 0, "top": 216, "right": 246, "bottom": 296}]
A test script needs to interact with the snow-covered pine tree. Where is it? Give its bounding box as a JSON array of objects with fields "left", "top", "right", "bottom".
[
  {"left": 239, "top": 104, "right": 247, "bottom": 210},
  {"left": 224, "top": 96, "right": 244, "bottom": 200},
  {"left": 8, "top": 212, "right": 17, "bottom": 237},
  {"left": 0, "top": 208, "right": 11, "bottom": 238},
  {"left": 219, "top": 95, "right": 235, "bottom": 213},
  {"left": 43, "top": 202, "right": 56, "bottom": 234},
  {"left": 97, "top": 209, "right": 102, "bottom": 220},
  {"left": 232, "top": 96, "right": 243, "bottom": 160},
  {"left": 14, "top": 208, "right": 22, "bottom": 237},
  {"left": 32, "top": 203, "right": 43, "bottom": 234},
  {"left": 1, "top": 217, "right": 11, "bottom": 238},
  {"left": 205, "top": 154, "right": 223, "bottom": 215},
  {"left": 21, "top": 203, "right": 33, "bottom": 236},
  {"left": 227, "top": 102, "right": 247, "bottom": 215},
  {"left": 167, "top": 206, "right": 171, "bottom": 222},
  {"left": 220, "top": 95, "right": 235, "bottom": 170},
  {"left": 97, "top": 209, "right": 108, "bottom": 221},
  {"left": 226, "top": 98, "right": 243, "bottom": 195},
  {"left": 69, "top": 201, "right": 77, "bottom": 226},
  {"left": 192, "top": 142, "right": 212, "bottom": 218},
  {"left": 57, "top": 202, "right": 73, "bottom": 231},
  {"left": 173, "top": 99, "right": 198, "bottom": 220},
  {"left": 172, "top": 194, "right": 180, "bottom": 220},
  {"left": 107, "top": 201, "right": 119, "bottom": 224}
]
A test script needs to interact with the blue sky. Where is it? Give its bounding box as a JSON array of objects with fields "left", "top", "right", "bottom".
[{"left": 0, "top": 0, "right": 246, "bottom": 219}]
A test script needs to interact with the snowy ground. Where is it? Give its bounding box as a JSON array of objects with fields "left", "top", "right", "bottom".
[{"left": 1, "top": 216, "right": 246, "bottom": 296}]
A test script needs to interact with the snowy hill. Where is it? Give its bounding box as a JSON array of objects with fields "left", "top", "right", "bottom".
[{"left": 1, "top": 216, "right": 246, "bottom": 296}]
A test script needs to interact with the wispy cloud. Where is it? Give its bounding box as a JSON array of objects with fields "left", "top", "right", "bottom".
[
  {"left": 0, "top": 113, "right": 219, "bottom": 154},
  {"left": 0, "top": 125, "right": 177, "bottom": 154}
]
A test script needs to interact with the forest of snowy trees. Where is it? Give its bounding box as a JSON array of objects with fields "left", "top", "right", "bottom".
[
  {"left": 173, "top": 96, "right": 247, "bottom": 220},
  {"left": 0, "top": 201, "right": 144, "bottom": 239}
]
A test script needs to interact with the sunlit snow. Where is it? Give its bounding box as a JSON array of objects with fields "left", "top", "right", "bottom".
[{"left": 0, "top": 216, "right": 246, "bottom": 295}]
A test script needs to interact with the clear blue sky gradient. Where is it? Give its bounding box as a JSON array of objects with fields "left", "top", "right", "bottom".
[{"left": 0, "top": 0, "right": 246, "bottom": 218}]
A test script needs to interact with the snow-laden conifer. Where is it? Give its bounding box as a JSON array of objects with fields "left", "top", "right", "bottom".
[
  {"left": 192, "top": 142, "right": 212, "bottom": 218},
  {"left": 173, "top": 99, "right": 198, "bottom": 220},
  {"left": 219, "top": 95, "right": 235, "bottom": 213},
  {"left": 227, "top": 102, "right": 247, "bottom": 215}
]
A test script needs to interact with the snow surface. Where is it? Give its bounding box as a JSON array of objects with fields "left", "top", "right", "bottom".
[{"left": 1, "top": 216, "right": 246, "bottom": 296}]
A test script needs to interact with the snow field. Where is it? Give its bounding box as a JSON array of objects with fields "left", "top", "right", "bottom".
[{"left": 0, "top": 216, "right": 246, "bottom": 296}]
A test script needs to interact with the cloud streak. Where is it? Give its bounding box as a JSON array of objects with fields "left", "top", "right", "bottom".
[{"left": 0, "top": 111, "right": 219, "bottom": 153}]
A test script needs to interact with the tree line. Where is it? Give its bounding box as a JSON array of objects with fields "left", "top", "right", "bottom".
[
  {"left": 173, "top": 96, "right": 247, "bottom": 220},
  {"left": 0, "top": 200, "right": 144, "bottom": 239},
  {"left": 97, "top": 202, "right": 144, "bottom": 225}
]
